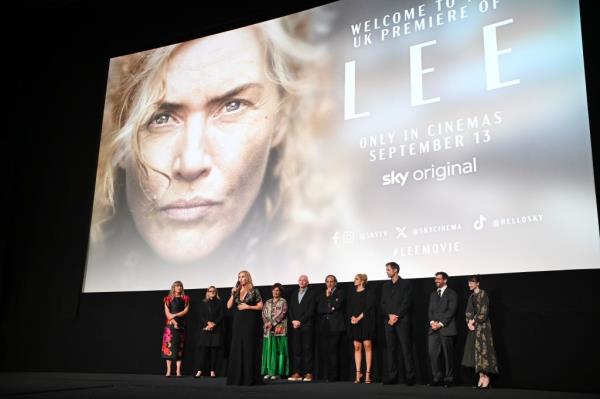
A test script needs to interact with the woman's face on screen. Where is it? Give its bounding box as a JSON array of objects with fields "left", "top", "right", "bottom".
[{"left": 123, "top": 28, "right": 281, "bottom": 263}]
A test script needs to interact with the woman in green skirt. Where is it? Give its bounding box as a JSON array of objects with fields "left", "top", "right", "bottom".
[{"left": 261, "top": 283, "right": 290, "bottom": 380}]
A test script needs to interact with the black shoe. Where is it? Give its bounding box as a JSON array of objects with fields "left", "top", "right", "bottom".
[
  {"left": 405, "top": 378, "right": 415, "bottom": 386},
  {"left": 382, "top": 379, "right": 398, "bottom": 385},
  {"left": 427, "top": 381, "right": 442, "bottom": 387},
  {"left": 478, "top": 384, "right": 491, "bottom": 389},
  {"left": 443, "top": 382, "right": 453, "bottom": 388}
]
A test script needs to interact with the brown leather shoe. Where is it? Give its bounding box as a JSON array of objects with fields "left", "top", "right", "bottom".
[
  {"left": 288, "top": 372, "right": 302, "bottom": 381},
  {"left": 303, "top": 373, "right": 313, "bottom": 382}
]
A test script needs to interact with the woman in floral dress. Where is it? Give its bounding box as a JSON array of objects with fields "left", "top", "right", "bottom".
[
  {"left": 461, "top": 275, "right": 499, "bottom": 389},
  {"left": 161, "top": 281, "right": 190, "bottom": 377}
]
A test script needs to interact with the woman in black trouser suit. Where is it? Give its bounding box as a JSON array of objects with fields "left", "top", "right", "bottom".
[{"left": 195, "top": 286, "right": 224, "bottom": 378}]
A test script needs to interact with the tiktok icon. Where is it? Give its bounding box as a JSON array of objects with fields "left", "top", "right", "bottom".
[{"left": 473, "top": 214, "right": 487, "bottom": 231}]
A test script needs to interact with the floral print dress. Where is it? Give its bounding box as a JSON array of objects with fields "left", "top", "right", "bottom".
[{"left": 461, "top": 289, "right": 499, "bottom": 374}]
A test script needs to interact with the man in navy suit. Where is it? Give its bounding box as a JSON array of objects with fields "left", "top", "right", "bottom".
[{"left": 427, "top": 271, "right": 457, "bottom": 387}]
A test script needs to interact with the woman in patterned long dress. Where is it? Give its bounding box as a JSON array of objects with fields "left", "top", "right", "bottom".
[
  {"left": 161, "top": 281, "right": 190, "bottom": 377},
  {"left": 261, "top": 283, "right": 290, "bottom": 380},
  {"left": 226, "top": 270, "right": 264, "bottom": 385},
  {"left": 461, "top": 275, "right": 499, "bottom": 389}
]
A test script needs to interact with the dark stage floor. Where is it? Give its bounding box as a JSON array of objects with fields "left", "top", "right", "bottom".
[{"left": 0, "top": 373, "right": 597, "bottom": 399}]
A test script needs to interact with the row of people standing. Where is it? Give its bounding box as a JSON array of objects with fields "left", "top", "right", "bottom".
[
  {"left": 161, "top": 282, "right": 224, "bottom": 378},
  {"left": 161, "top": 263, "right": 499, "bottom": 389}
]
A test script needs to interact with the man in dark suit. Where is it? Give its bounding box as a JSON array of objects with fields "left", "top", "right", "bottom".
[
  {"left": 288, "top": 274, "right": 316, "bottom": 382},
  {"left": 427, "top": 271, "right": 458, "bottom": 387},
  {"left": 381, "top": 262, "right": 415, "bottom": 385},
  {"left": 316, "top": 274, "right": 345, "bottom": 381}
]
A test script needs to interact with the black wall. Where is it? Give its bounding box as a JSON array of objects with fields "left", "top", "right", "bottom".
[{"left": 2, "top": 0, "right": 599, "bottom": 394}]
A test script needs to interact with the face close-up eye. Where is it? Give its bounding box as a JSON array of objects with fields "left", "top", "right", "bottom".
[
  {"left": 146, "top": 112, "right": 180, "bottom": 133},
  {"left": 153, "top": 114, "right": 170, "bottom": 124},
  {"left": 224, "top": 101, "right": 242, "bottom": 113}
]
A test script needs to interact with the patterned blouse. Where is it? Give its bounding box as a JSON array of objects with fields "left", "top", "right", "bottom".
[
  {"left": 262, "top": 298, "right": 288, "bottom": 337},
  {"left": 465, "top": 289, "right": 489, "bottom": 325}
]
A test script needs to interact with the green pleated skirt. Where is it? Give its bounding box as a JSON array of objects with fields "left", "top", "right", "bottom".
[{"left": 261, "top": 335, "right": 290, "bottom": 377}]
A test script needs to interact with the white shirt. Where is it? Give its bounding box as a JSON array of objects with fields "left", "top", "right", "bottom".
[
  {"left": 298, "top": 287, "right": 307, "bottom": 303},
  {"left": 431, "top": 285, "right": 448, "bottom": 327},
  {"left": 437, "top": 285, "right": 448, "bottom": 297}
]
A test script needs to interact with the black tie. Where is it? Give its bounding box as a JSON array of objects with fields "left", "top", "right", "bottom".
[{"left": 437, "top": 289, "right": 442, "bottom": 298}]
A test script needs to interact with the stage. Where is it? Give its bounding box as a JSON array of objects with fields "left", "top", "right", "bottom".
[{"left": 0, "top": 373, "right": 596, "bottom": 399}]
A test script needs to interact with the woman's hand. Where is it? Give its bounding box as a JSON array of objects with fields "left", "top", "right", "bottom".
[
  {"left": 238, "top": 303, "right": 250, "bottom": 311},
  {"left": 468, "top": 319, "right": 476, "bottom": 331}
]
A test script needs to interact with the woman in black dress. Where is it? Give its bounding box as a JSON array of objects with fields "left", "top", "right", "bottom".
[
  {"left": 194, "top": 286, "right": 224, "bottom": 378},
  {"left": 226, "top": 270, "right": 264, "bottom": 385},
  {"left": 347, "top": 274, "right": 376, "bottom": 384},
  {"left": 161, "top": 281, "right": 190, "bottom": 377}
]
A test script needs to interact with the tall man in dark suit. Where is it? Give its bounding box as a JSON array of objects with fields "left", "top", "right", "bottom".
[
  {"left": 381, "top": 262, "right": 416, "bottom": 385},
  {"left": 316, "top": 274, "right": 345, "bottom": 381},
  {"left": 288, "top": 274, "right": 316, "bottom": 382},
  {"left": 427, "top": 271, "right": 458, "bottom": 387}
]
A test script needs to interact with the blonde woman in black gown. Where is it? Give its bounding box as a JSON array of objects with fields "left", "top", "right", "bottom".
[{"left": 226, "top": 270, "right": 263, "bottom": 385}]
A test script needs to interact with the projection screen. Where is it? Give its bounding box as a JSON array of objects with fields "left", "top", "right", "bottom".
[{"left": 83, "top": 0, "right": 599, "bottom": 292}]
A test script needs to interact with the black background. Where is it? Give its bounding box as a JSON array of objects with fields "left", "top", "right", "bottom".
[{"left": 2, "top": 0, "right": 598, "bottom": 393}]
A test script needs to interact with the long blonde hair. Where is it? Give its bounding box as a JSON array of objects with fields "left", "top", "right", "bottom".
[
  {"left": 238, "top": 270, "right": 254, "bottom": 289},
  {"left": 91, "top": 13, "right": 332, "bottom": 263}
]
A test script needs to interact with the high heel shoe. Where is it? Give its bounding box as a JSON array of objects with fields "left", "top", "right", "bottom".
[
  {"left": 354, "top": 371, "right": 363, "bottom": 384},
  {"left": 478, "top": 376, "right": 491, "bottom": 389},
  {"left": 365, "top": 371, "right": 372, "bottom": 384}
]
